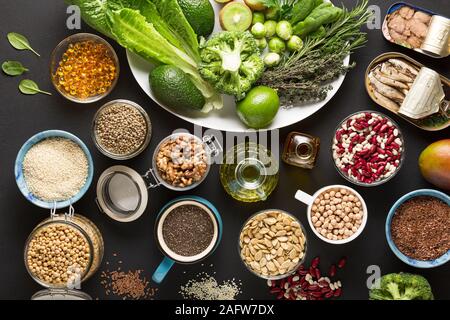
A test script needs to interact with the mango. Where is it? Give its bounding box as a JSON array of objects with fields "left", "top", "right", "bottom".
[{"left": 418, "top": 139, "right": 450, "bottom": 190}]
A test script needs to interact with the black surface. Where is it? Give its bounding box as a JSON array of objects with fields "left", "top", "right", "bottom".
[{"left": 0, "top": 0, "right": 449, "bottom": 300}]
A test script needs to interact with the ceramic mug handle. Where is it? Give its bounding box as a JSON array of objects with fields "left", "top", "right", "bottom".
[
  {"left": 152, "top": 257, "right": 175, "bottom": 284},
  {"left": 295, "top": 190, "right": 315, "bottom": 206}
]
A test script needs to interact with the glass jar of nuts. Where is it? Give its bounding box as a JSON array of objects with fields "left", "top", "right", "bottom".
[{"left": 24, "top": 213, "right": 104, "bottom": 289}]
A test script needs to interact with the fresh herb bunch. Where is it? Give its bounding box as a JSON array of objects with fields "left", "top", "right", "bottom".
[
  {"left": 285, "top": 0, "right": 371, "bottom": 66},
  {"left": 259, "top": 48, "right": 355, "bottom": 105},
  {"left": 258, "top": 0, "right": 371, "bottom": 105}
]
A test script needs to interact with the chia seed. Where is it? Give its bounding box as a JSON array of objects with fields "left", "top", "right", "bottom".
[{"left": 162, "top": 205, "right": 214, "bottom": 257}]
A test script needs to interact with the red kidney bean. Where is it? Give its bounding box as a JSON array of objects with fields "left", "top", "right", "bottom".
[
  {"left": 310, "top": 291, "right": 324, "bottom": 298},
  {"left": 312, "top": 259, "right": 320, "bottom": 268},
  {"left": 270, "top": 287, "right": 281, "bottom": 294},
  {"left": 329, "top": 264, "right": 336, "bottom": 277},
  {"left": 308, "top": 284, "right": 320, "bottom": 291},
  {"left": 315, "top": 268, "right": 321, "bottom": 280},
  {"left": 334, "top": 288, "right": 342, "bottom": 297},
  {"left": 325, "top": 291, "right": 334, "bottom": 298},
  {"left": 338, "top": 257, "right": 347, "bottom": 268}
]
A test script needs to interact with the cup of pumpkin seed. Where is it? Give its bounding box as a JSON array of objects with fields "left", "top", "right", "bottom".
[
  {"left": 92, "top": 99, "right": 152, "bottom": 160},
  {"left": 239, "top": 209, "right": 307, "bottom": 280}
]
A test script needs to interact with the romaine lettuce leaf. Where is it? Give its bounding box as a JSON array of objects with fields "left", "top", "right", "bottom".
[
  {"left": 65, "top": 0, "right": 113, "bottom": 38},
  {"left": 152, "top": 0, "right": 200, "bottom": 61},
  {"left": 108, "top": 8, "right": 222, "bottom": 112}
]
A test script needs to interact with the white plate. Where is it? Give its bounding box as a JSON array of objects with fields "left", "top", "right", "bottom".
[{"left": 127, "top": 0, "right": 349, "bottom": 132}]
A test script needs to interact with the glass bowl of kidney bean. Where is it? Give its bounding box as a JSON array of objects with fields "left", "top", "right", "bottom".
[{"left": 331, "top": 111, "right": 405, "bottom": 186}]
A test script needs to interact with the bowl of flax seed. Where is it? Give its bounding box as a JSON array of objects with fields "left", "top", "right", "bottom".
[{"left": 386, "top": 189, "right": 450, "bottom": 268}]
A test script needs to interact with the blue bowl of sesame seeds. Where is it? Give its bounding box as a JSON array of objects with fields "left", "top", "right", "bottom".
[{"left": 15, "top": 130, "right": 94, "bottom": 210}]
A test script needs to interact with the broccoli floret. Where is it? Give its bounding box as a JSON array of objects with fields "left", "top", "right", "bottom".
[
  {"left": 198, "top": 31, "right": 264, "bottom": 100},
  {"left": 369, "top": 273, "right": 434, "bottom": 300}
]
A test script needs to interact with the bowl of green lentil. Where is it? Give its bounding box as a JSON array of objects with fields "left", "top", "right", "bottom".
[{"left": 92, "top": 99, "right": 152, "bottom": 160}]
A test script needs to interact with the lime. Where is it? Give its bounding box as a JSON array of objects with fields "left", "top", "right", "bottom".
[{"left": 237, "top": 86, "right": 280, "bottom": 129}]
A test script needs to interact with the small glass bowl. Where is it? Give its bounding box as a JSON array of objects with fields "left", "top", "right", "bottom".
[
  {"left": 92, "top": 99, "right": 152, "bottom": 160},
  {"left": 331, "top": 110, "right": 405, "bottom": 187},
  {"left": 50, "top": 33, "right": 119, "bottom": 103},
  {"left": 238, "top": 209, "right": 308, "bottom": 280},
  {"left": 151, "top": 133, "right": 212, "bottom": 191}
]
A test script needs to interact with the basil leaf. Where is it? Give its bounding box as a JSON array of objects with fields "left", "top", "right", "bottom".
[
  {"left": 2, "top": 60, "right": 29, "bottom": 76},
  {"left": 7, "top": 32, "right": 40, "bottom": 57},
  {"left": 19, "top": 79, "right": 52, "bottom": 95}
]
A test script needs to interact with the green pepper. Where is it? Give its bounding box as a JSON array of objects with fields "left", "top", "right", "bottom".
[
  {"left": 308, "top": 25, "right": 326, "bottom": 39},
  {"left": 314, "top": 0, "right": 324, "bottom": 7},
  {"left": 293, "top": 6, "right": 343, "bottom": 38},
  {"left": 290, "top": 0, "right": 316, "bottom": 25}
]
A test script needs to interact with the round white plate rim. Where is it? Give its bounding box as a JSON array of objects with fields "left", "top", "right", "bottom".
[{"left": 126, "top": 1, "right": 349, "bottom": 132}]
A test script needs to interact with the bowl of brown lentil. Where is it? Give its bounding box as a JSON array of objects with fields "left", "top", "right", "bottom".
[
  {"left": 50, "top": 33, "right": 119, "bottom": 103},
  {"left": 92, "top": 99, "right": 152, "bottom": 160},
  {"left": 386, "top": 189, "right": 450, "bottom": 268}
]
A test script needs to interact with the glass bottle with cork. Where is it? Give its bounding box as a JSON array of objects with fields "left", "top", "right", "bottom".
[{"left": 282, "top": 132, "right": 320, "bottom": 169}]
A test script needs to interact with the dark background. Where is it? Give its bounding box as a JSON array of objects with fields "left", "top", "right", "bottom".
[{"left": 0, "top": 0, "right": 448, "bottom": 300}]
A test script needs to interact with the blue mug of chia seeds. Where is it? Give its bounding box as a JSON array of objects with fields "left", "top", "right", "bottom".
[{"left": 152, "top": 196, "right": 223, "bottom": 283}]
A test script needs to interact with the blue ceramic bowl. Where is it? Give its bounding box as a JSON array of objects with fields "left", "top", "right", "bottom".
[
  {"left": 15, "top": 130, "right": 94, "bottom": 210},
  {"left": 386, "top": 189, "right": 450, "bottom": 268}
]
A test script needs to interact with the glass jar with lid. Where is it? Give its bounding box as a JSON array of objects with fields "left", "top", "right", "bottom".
[
  {"left": 95, "top": 132, "right": 221, "bottom": 222},
  {"left": 24, "top": 210, "right": 104, "bottom": 293}
]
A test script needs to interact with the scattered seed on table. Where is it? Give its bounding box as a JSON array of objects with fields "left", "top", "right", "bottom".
[{"left": 180, "top": 272, "right": 242, "bottom": 300}]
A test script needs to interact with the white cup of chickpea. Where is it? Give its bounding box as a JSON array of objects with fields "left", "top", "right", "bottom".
[{"left": 295, "top": 185, "right": 368, "bottom": 244}]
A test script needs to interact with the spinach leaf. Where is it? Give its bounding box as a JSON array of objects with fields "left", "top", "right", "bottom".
[
  {"left": 7, "top": 32, "right": 40, "bottom": 56},
  {"left": 2, "top": 61, "right": 29, "bottom": 76},
  {"left": 19, "top": 79, "right": 52, "bottom": 95}
]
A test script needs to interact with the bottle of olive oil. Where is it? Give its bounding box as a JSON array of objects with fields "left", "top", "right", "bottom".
[{"left": 220, "top": 142, "right": 278, "bottom": 202}]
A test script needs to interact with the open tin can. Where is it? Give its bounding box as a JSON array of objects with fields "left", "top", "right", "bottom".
[
  {"left": 95, "top": 133, "right": 221, "bottom": 222},
  {"left": 365, "top": 52, "right": 450, "bottom": 131},
  {"left": 382, "top": 2, "right": 450, "bottom": 58}
]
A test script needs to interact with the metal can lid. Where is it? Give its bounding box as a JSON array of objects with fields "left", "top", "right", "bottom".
[
  {"left": 399, "top": 67, "right": 445, "bottom": 119},
  {"left": 96, "top": 165, "right": 149, "bottom": 222},
  {"left": 31, "top": 289, "right": 92, "bottom": 300},
  {"left": 421, "top": 15, "right": 450, "bottom": 58}
]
